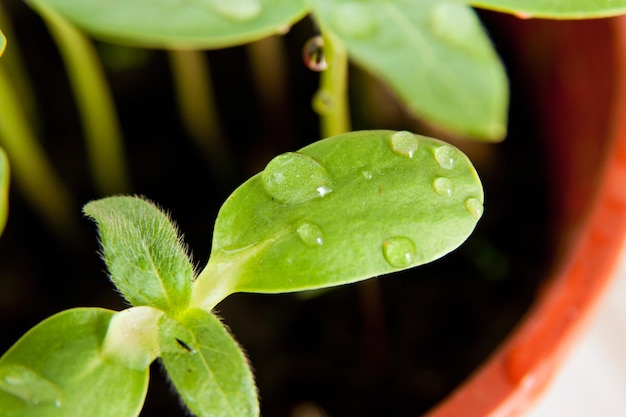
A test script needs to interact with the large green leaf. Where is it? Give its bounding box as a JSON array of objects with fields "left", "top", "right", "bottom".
[
  {"left": 158, "top": 308, "right": 259, "bottom": 417},
  {"left": 83, "top": 196, "right": 194, "bottom": 316},
  {"left": 0, "top": 147, "right": 9, "bottom": 235},
  {"left": 24, "top": 0, "right": 308, "bottom": 48},
  {"left": 0, "top": 308, "right": 149, "bottom": 417},
  {"left": 470, "top": 0, "right": 626, "bottom": 18},
  {"left": 311, "top": 0, "right": 508, "bottom": 141},
  {"left": 192, "top": 130, "right": 483, "bottom": 308}
]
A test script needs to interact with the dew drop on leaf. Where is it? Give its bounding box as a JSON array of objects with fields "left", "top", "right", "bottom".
[
  {"left": 205, "top": 0, "right": 261, "bottom": 21},
  {"left": 362, "top": 170, "right": 373, "bottom": 180},
  {"left": 390, "top": 131, "right": 419, "bottom": 158},
  {"left": 0, "top": 364, "right": 64, "bottom": 406},
  {"left": 432, "top": 177, "right": 454, "bottom": 197},
  {"left": 302, "top": 36, "right": 328, "bottom": 72},
  {"left": 332, "top": 3, "right": 378, "bottom": 38},
  {"left": 434, "top": 145, "right": 457, "bottom": 170},
  {"left": 382, "top": 236, "right": 416, "bottom": 268},
  {"left": 262, "top": 152, "right": 333, "bottom": 204},
  {"left": 465, "top": 197, "right": 484, "bottom": 219},
  {"left": 296, "top": 222, "right": 324, "bottom": 247}
]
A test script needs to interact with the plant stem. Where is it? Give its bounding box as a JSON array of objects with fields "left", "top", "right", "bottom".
[
  {"left": 168, "top": 49, "right": 234, "bottom": 180},
  {"left": 0, "top": 64, "right": 74, "bottom": 232},
  {"left": 33, "top": 1, "right": 130, "bottom": 195},
  {"left": 315, "top": 33, "right": 351, "bottom": 138}
]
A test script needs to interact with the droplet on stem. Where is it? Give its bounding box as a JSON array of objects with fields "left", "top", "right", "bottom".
[{"left": 302, "top": 36, "right": 328, "bottom": 72}]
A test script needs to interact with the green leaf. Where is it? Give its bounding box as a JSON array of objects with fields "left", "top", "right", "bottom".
[
  {"left": 158, "top": 308, "right": 259, "bottom": 417},
  {"left": 311, "top": 0, "right": 508, "bottom": 141},
  {"left": 83, "top": 196, "right": 194, "bottom": 315},
  {"left": 24, "top": 0, "right": 309, "bottom": 48},
  {"left": 0, "top": 29, "right": 5, "bottom": 57},
  {"left": 192, "top": 130, "right": 483, "bottom": 308},
  {"left": 470, "top": 0, "right": 626, "bottom": 18},
  {"left": 0, "top": 308, "right": 149, "bottom": 417},
  {"left": 0, "top": 147, "right": 9, "bottom": 235}
]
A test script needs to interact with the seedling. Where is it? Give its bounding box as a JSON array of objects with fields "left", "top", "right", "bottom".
[
  {"left": 0, "top": 130, "right": 482, "bottom": 416},
  {"left": 1, "top": 1, "right": 626, "bottom": 416}
]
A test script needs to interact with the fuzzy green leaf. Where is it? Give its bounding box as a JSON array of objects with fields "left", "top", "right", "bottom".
[
  {"left": 83, "top": 196, "right": 194, "bottom": 315},
  {"left": 24, "top": 0, "right": 308, "bottom": 48},
  {"left": 471, "top": 0, "right": 626, "bottom": 18},
  {"left": 192, "top": 130, "right": 483, "bottom": 308},
  {"left": 0, "top": 147, "right": 9, "bottom": 235},
  {"left": 0, "top": 308, "right": 149, "bottom": 417},
  {"left": 158, "top": 309, "right": 259, "bottom": 417},
  {"left": 311, "top": 0, "right": 508, "bottom": 141}
]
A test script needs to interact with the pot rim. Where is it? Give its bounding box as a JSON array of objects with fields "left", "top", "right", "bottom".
[{"left": 425, "top": 15, "right": 626, "bottom": 417}]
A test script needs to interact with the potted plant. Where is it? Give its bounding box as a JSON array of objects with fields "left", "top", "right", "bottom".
[{"left": 1, "top": 1, "right": 626, "bottom": 416}]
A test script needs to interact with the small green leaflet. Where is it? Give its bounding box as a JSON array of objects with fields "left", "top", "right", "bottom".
[
  {"left": 158, "top": 309, "right": 259, "bottom": 417},
  {"left": 0, "top": 308, "right": 149, "bottom": 417},
  {"left": 192, "top": 130, "right": 483, "bottom": 309},
  {"left": 23, "top": 0, "right": 308, "bottom": 48},
  {"left": 83, "top": 196, "right": 194, "bottom": 316},
  {"left": 470, "top": 0, "right": 626, "bottom": 18}
]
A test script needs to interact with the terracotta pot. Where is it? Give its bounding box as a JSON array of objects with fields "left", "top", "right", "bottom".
[{"left": 426, "top": 15, "right": 626, "bottom": 417}]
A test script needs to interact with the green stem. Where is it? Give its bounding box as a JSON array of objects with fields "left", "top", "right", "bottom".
[
  {"left": 32, "top": 1, "right": 130, "bottom": 195},
  {"left": 168, "top": 49, "right": 234, "bottom": 180},
  {"left": 315, "top": 33, "right": 350, "bottom": 138},
  {"left": 0, "top": 64, "right": 74, "bottom": 232}
]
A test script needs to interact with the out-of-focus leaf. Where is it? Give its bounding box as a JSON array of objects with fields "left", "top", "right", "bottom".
[
  {"left": 311, "top": 0, "right": 508, "bottom": 140},
  {"left": 471, "top": 0, "right": 626, "bottom": 18},
  {"left": 24, "top": 0, "right": 309, "bottom": 48}
]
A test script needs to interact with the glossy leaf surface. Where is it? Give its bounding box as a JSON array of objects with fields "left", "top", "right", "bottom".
[
  {"left": 158, "top": 308, "right": 259, "bottom": 417},
  {"left": 24, "top": 0, "right": 308, "bottom": 48},
  {"left": 471, "top": 0, "right": 626, "bottom": 18},
  {"left": 311, "top": 0, "right": 508, "bottom": 140},
  {"left": 0, "top": 147, "right": 8, "bottom": 235},
  {"left": 194, "top": 130, "right": 483, "bottom": 305},
  {"left": 84, "top": 196, "right": 193, "bottom": 315},
  {"left": 0, "top": 308, "right": 149, "bottom": 417}
]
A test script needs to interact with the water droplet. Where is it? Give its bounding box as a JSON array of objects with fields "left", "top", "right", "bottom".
[
  {"left": 333, "top": 3, "right": 378, "bottom": 38},
  {"left": 382, "top": 237, "right": 416, "bottom": 268},
  {"left": 434, "top": 145, "right": 457, "bottom": 170},
  {"left": 390, "top": 131, "right": 419, "bottom": 158},
  {"left": 465, "top": 197, "right": 483, "bottom": 219},
  {"left": 296, "top": 222, "right": 324, "bottom": 247},
  {"left": 312, "top": 90, "right": 333, "bottom": 116},
  {"left": 263, "top": 152, "right": 333, "bottom": 204},
  {"left": 302, "top": 36, "right": 327, "bottom": 72},
  {"left": 432, "top": 177, "right": 453, "bottom": 197},
  {"left": 0, "top": 364, "right": 63, "bottom": 406},
  {"left": 206, "top": 0, "right": 261, "bottom": 21},
  {"left": 362, "top": 171, "right": 373, "bottom": 180}
]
